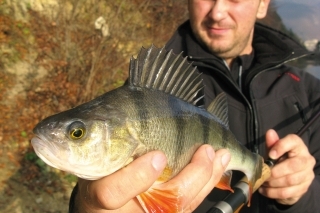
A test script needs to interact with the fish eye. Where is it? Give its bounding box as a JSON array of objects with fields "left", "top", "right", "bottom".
[{"left": 68, "top": 121, "right": 86, "bottom": 140}]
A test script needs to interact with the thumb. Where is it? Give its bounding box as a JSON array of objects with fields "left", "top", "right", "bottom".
[{"left": 265, "top": 129, "right": 279, "bottom": 159}]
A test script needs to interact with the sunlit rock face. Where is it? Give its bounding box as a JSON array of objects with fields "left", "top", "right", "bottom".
[{"left": 5, "top": 0, "right": 71, "bottom": 20}]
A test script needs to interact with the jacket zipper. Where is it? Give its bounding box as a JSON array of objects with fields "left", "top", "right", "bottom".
[
  {"left": 238, "top": 65, "right": 243, "bottom": 91},
  {"left": 190, "top": 53, "right": 310, "bottom": 153},
  {"left": 248, "top": 53, "right": 311, "bottom": 154},
  {"left": 190, "top": 58, "right": 256, "bottom": 151}
]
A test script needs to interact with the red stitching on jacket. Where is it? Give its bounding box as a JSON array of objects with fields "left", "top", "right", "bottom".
[{"left": 285, "top": 72, "right": 300, "bottom": 82}]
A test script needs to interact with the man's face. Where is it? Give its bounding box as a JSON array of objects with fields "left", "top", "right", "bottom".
[{"left": 188, "top": 0, "right": 269, "bottom": 60}]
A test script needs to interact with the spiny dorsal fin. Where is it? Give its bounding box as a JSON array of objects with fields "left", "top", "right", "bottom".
[
  {"left": 207, "top": 93, "right": 229, "bottom": 128},
  {"left": 129, "top": 45, "right": 203, "bottom": 105}
]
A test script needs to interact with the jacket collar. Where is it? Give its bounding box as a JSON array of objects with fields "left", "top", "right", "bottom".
[{"left": 168, "top": 20, "right": 309, "bottom": 71}]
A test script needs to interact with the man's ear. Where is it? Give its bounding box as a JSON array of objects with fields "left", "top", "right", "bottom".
[{"left": 257, "top": 0, "right": 270, "bottom": 19}]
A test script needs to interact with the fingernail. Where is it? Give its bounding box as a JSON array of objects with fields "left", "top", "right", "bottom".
[
  {"left": 206, "top": 146, "right": 215, "bottom": 161},
  {"left": 258, "top": 188, "right": 264, "bottom": 194},
  {"left": 221, "top": 152, "right": 230, "bottom": 167},
  {"left": 151, "top": 153, "right": 166, "bottom": 171},
  {"left": 269, "top": 150, "right": 277, "bottom": 159}
]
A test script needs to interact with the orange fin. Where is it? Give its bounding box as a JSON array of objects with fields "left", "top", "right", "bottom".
[
  {"left": 234, "top": 203, "right": 245, "bottom": 213},
  {"left": 240, "top": 178, "right": 253, "bottom": 207},
  {"left": 216, "top": 170, "right": 234, "bottom": 192},
  {"left": 137, "top": 187, "right": 182, "bottom": 213},
  {"left": 247, "top": 181, "right": 253, "bottom": 207}
]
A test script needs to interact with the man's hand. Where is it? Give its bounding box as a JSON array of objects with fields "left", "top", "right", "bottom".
[
  {"left": 259, "top": 129, "right": 316, "bottom": 205},
  {"left": 73, "top": 145, "right": 230, "bottom": 213}
]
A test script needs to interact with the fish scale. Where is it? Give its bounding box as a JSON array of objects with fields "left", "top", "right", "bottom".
[{"left": 31, "top": 45, "right": 264, "bottom": 213}]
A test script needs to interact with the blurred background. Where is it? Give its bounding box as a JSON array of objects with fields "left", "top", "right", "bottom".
[
  {"left": 0, "top": 0, "right": 318, "bottom": 212},
  {"left": 261, "top": 0, "right": 320, "bottom": 79}
]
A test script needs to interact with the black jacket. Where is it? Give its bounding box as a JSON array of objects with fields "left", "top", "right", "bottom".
[{"left": 165, "top": 21, "right": 320, "bottom": 213}]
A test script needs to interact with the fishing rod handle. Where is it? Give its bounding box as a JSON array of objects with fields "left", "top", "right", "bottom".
[
  {"left": 207, "top": 203, "right": 229, "bottom": 213},
  {"left": 252, "top": 162, "right": 272, "bottom": 192},
  {"left": 207, "top": 108, "right": 320, "bottom": 213},
  {"left": 207, "top": 182, "right": 248, "bottom": 213},
  {"left": 206, "top": 163, "right": 271, "bottom": 213}
]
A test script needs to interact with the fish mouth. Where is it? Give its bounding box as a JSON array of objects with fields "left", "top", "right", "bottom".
[
  {"left": 31, "top": 136, "right": 66, "bottom": 169},
  {"left": 31, "top": 136, "right": 107, "bottom": 180},
  {"left": 31, "top": 136, "right": 84, "bottom": 174}
]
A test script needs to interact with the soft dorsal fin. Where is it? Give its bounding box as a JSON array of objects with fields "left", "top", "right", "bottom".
[
  {"left": 207, "top": 93, "right": 229, "bottom": 128},
  {"left": 128, "top": 45, "right": 203, "bottom": 105}
]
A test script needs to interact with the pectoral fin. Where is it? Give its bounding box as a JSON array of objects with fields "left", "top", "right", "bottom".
[
  {"left": 137, "top": 186, "right": 182, "bottom": 213},
  {"left": 137, "top": 166, "right": 182, "bottom": 213}
]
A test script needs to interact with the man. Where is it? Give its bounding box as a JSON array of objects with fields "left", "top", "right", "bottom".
[{"left": 69, "top": 0, "right": 319, "bottom": 212}]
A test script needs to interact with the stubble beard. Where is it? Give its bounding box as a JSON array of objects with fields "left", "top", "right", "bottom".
[{"left": 192, "top": 25, "right": 253, "bottom": 60}]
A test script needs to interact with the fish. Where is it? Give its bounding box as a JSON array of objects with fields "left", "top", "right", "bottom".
[{"left": 31, "top": 45, "right": 264, "bottom": 213}]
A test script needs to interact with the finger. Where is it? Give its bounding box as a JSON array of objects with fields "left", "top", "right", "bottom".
[
  {"left": 81, "top": 151, "right": 167, "bottom": 210},
  {"left": 265, "top": 129, "right": 279, "bottom": 152},
  {"left": 268, "top": 134, "right": 305, "bottom": 160},
  {"left": 187, "top": 148, "right": 231, "bottom": 211},
  {"left": 269, "top": 155, "right": 314, "bottom": 178},
  {"left": 141, "top": 145, "right": 230, "bottom": 213},
  {"left": 263, "top": 169, "right": 312, "bottom": 188},
  {"left": 160, "top": 145, "right": 215, "bottom": 203},
  {"left": 259, "top": 180, "right": 311, "bottom": 204}
]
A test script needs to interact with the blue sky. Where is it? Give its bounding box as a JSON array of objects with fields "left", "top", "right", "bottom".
[{"left": 272, "top": 0, "right": 320, "bottom": 41}]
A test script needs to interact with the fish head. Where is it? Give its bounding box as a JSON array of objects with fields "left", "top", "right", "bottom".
[{"left": 31, "top": 102, "right": 140, "bottom": 180}]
